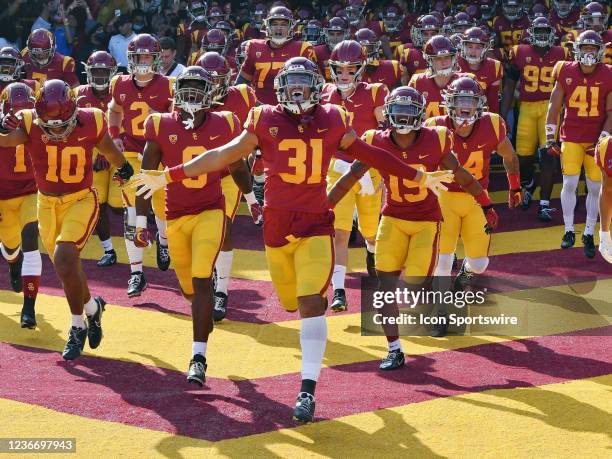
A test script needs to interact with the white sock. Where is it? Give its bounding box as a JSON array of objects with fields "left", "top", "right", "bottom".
[
  {"left": 584, "top": 178, "right": 601, "bottom": 236},
  {"left": 214, "top": 250, "right": 233, "bottom": 294},
  {"left": 365, "top": 240, "right": 375, "bottom": 253},
  {"left": 465, "top": 257, "right": 489, "bottom": 274},
  {"left": 560, "top": 174, "right": 579, "bottom": 232},
  {"left": 125, "top": 240, "right": 143, "bottom": 273},
  {"left": 388, "top": 338, "right": 402, "bottom": 352},
  {"left": 300, "top": 315, "right": 327, "bottom": 382},
  {"left": 435, "top": 253, "right": 454, "bottom": 277},
  {"left": 0, "top": 243, "right": 19, "bottom": 262},
  {"left": 331, "top": 265, "right": 346, "bottom": 290},
  {"left": 83, "top": 297, "right": 98, "bottom": 316},
  {"left": 155, "top": 215, "right": 168, "bottom": 246},
  {"left": 540, "top": 199, "right": 550, "bottom": 207},
  {"left": 71, "top": 314, "right": 86, "bottom": 329},
  {"left": 192, "top": 341, "right": 207, "bottom": 357},
  {"left": 22, "top": 250, "right": 42, "bottom": 275},
  {"left": 100, "top": 238, "right": 113, "bottom": 252}
]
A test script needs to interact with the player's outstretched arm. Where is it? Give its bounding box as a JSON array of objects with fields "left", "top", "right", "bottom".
[
  {"left": 96, "top": 133, "right": 131, "bottom": 169},
  {"left": 133, "top": 140, "right": 163, "bottom": 247},
  {"left": 544, "top": 80, "right": 564, "bottom": 156},
  {"left": 327, "top": 161, "right": 370, "bottom": 208},
  {"left": 339, "top": 129, "right": 454, "bottom": 192},
  {"left": 0, "top": 125, "right": 29, "bottom": 147},
  {"left": 496, "top": 136, "right": 522, "bottom": 208},
  {"left": 133, "top": 129, "right": 259, "bottom": 198}
]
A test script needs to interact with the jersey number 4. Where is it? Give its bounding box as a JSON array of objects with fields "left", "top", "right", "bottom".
[{"left": 568, "top": 86, "right": 599, "bottom": 117}]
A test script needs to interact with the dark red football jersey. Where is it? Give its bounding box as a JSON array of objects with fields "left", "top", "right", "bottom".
[
  {"left": 314, "top": 44, "right": 332, "bottom": 81},
  {"left": 596, "top": 135, "right": 612, "bottom": 177},
  {"left": 76, "top": 84, "right": 112, "bottom": 111},
  {"left": 458, "top": 56, "right": 503, "bottom": 113},
  {"left": 363, "top": 126, "right": 450, "bottom": 221},
  {"left": 22, "top": 51, "right": 79, "bottom": 87},
  {"left": 0, "top": 142, "right": 36, "bottom": 200},
  {"left": 320, "top": 81, "right": 388, "bottom": 161},
  {"left": 409, "top": 72, "right": 474, "bottom": 118},
  {"left": 369, "top": 20, "right": 413, "bottom": 53},
  {"left": 110, "top": 74, "right": 174, "bottom": 154},
  {"left": 361, "top": 60, "right": 402, "bottom": 88},
  {"left": 241, "top": 39, "right": 316, "bottom": 105},
  {"left": 426, "top": 112, "right": 507, "bottom": 192},
  {"left": 491, "top": 15, "right": 530, "bottom": 49},
  {"left": 396, "top": 46, "right": 427, "bottom": 78},
  {"left": 211, "top": 83, "right": 257, "bottom": 178},
  {"left": 20, "top": 108, "right": 106, "bottom": 194},
  {"left": 144, "top": 111, "right": 240, "bottom": 219},
  {"left": 244, "top": 103, "right": 350, "bottom": 214},
  {"left": 240, "top": 24, "right": 265, "bottom": 41},
  {"left": 550, "top": 9, "right": 580, "bottom": 39},
  {"left": 508, "top": 44, "right": 569, "bottom": 102},
  {"left": 552, "top": 61, "right": 612, "bottom": 143}
]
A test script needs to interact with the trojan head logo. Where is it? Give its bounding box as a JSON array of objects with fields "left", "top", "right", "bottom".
[
  {"left": 256, "top": 51, "right": 262, "bottom": 58},
  {"left": 169, "top": 134, "right": 178, "bottom": 144},
  {"left": 41, "top": 134, "right": 49, "bottom": 144},
  {"left": 297, "top": 125, "right": 304, "bottom": 133},
  {"left": 269, "top": 127, "right": 278, "bottom": 137},
  {"left": 119, "top": 93, "right": 126, "bottom": 103}
]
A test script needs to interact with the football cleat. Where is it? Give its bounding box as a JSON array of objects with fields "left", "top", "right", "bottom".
[
  {"left": 62, "top": 326, "right": 88, "bottom": 360},
  {"left": 537, "top": 205, "right": 556, "bottom": 222},
  {"left": 561, "top": 231, "right": 575, "bottom": 249},
  {"left": 430, "top": 314, "right": 449, "bottom": 338},
  {"left": 20, "top": 301, "right": 36, "bottom": 329},
  {"left": 582, "top": 234, "right": 596, "bottom": 259},
  {"left": 520, "top": 189, "right": 533, "bottom": 210},
  {"left": 379, "top": 350, "right": 405, "bottom": 371},
  {"left": 86, "top": 296, "right": 106, "bottom": 349},
  {"left": 127, "top": 271, "right": 148, "bottom": 298},
  {"left": 454, "top": 260, "right": 475, "bottom": 291},
  {"left": 187, "top": 354, "right": 207, "bottom": 386},
  {"left": 97, "top": 249, "right": 117, "bottom": 267},
  {"left": 213, "top": 292, "right": 228, "bottom": 322},
  {"left": 8, "top": 252, "right": 23, "bottom": 293},
  {"left": 156, "top": 233, "right": 170, "bottom": 271},
  {"left": 331, "top": 289, "right": 348, "bottom": 312},
  {"left": 366, "top": 250, "right": 376, "bottom": 277},
  {"left": 292, "top": 392, "right": 316, "bottom": 423}
]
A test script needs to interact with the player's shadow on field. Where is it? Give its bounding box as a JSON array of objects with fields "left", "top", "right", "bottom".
[{"left": 0, "top": 307, "right": 65, "bottom": 351}]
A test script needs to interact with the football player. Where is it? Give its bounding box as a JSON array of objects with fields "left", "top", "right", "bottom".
[
  {"left": 396, "top": 14, "right": 439, "bottom": 85},
  {"left": 595, "top": 134, "right": 612, "bottom": 263},
  {"left": 198, "top": 51, "right": 262, "bottom": 322},
  {"left": 321, "top": 40, "right": 388, "bottom": 312},
  {"left": 356, "top": 28, "right": 404, "bottom": 89},
  {"left": 546, "top": 30, "right": 612, "bottom": 258},
  {"left": 134, "top": 66, "right": 248, "bottom": 386},
  {"left": 22, "top": 29, "right": 78, "bottom": 87},
  {"left": 458, "top": 27, "right": 503, "bottom": 114},
  {"left": 428, "top": 77, "right": 520, "bottom": 307},
  {"left": 133, "top": 57, "right": 452, "bottom": 423},
  {"left": 77, "top": 51, "right": 119, "bottom": 267},
  {"left": 302, "top": 20, "right": 324, "bottom": 47},
  {"left": 237, "top": 6, "right": 317, "bottom": 105},
  {"left": 550, "top": 0, "right": 581, "bottom": 39},
  {"left": 370, "top": 3, "right": 414, "bottom": 58},
  {"left": 491, "top": 0, "right": 530, "bottom": 49},
  {"left": 107, "top": 34, "right": 174, "bottom": 297},
  {"left": 502, "top": 17, "right": 570, "bottom": 222},
  {"left": 409, "top": 35, "right": 472, "bottom": 119},
  {"left": 327, "top": 84, "right": 498, "bottom": 367},
  {"left": 0, "top": 79, "right": 133, "bottom": 359},
  {"left": 452, "top": 11, "right": 476, "bottom": 35},
  {"left": 0, "top": 47, "right": 39, "bottom": 93},
  {"left": 314, "top": 16, "right": 350, "bottom": 82},
  {"left": 0, "top": 83, "right": 41, "bottom": 329},
  {"left": 240, "top": 3, "right": 267, "bottom": 41},
  {"left": 576, "top": 2, "right": 612, "bottom": 65}
]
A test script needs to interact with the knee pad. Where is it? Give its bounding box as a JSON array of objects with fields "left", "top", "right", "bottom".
[{"left": 465, "top": 256, "right": 489, "bottom": 274}]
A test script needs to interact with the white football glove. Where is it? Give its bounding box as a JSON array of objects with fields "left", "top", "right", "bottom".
[
  {"left": 599, "top": 230, "right": 612, "bottom": 264},
  {"left": 132, "top": 170, "right": 169, "bottom": 200},
  {"left": 358, "top": 171, "right": 376, "bottom": 196},
  {"left": 419, "top": 170, "right": 454, "bottom": 196}
]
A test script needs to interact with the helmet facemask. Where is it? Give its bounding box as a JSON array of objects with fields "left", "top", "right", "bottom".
[
  {"left": 383, "top": 98, "right": 424, "bottom": 134},
  {"left": 266, "top": 18, "right": 293, "bottom": 45},
  {"left": 426, "top": 52, "right": 458, "bottom": 77},
  {"left": 574, "top": 42, "right": 603, "bottom": 66},
  {"left": 0, "top": 57, "right": 22, "bottom": 82},
  {"left": 460, "top": 40, "right": 488, "bottom": 65},
  {"left": 85, "top": 65, "right": 117, "bottom": 91},
  {"left": 174, "top": 77, "right": 214, "bottom": 129},
  {"left": 325, "top": 28, "right": 349, "bottom": 50},
  {"left": 30, "top": 46, "right": 54, "bottom": 67},
  {"left": 209, "top": 70, "right": 232, "bottom": 102},
  {"left": 275, "top": 70, "right": 323, "bottom": 114},
  {"left": 37, "top": 110, "right": 78, "bottom": 141},
  {"left": 127, "top": 52, "right": 160, "bottom": 77},
  {"left": 329, "top": 61, "right": 364, "bottom": 91},
  {"left": 444, "top": 93, "right": 484, "bottom": 126}
]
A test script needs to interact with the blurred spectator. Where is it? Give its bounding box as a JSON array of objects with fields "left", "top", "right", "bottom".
[
  {"left": 159, "top": 36, "right": 185, "bottom": 76},
  {"left": 108, "top": 14, "right": 135, "bottom": 71},
  {"left": 52, "top": 2, "right": 74, "bottom": 56},
  {"left": 131, "top": 8, "right": 149, "bottom": 33},
  {"left": 32, "top": 0, "right": 60, "bottom": 31},
  {"left": 97, "top": 0, "right": 134, "bottom": 26}
]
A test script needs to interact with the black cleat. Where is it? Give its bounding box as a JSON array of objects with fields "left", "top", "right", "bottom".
[
  {"left": 9, "top": 252, "right": 23, "bottom": 293},
  {"left": 520, "top": 189, "right": 534, "bottom": 211},
  {"left": 62, "top": 326, "right": 88, "bottom": 360},
  {"left": 20, "top": 303, "right": 36, "bottom": 329},
  {"left": 330, "top": 288, "right": 348, "bottom": 312},
  {"left": 187, "top": 354, "right": 207, "bottom": 386},
  {"left": 537, "top": 205, "right": 555, "bottom": 222},
  {"left": 379, "top": 350, "right": 405, "bottom": 371},
  {"left": 454, "top": 260, "right": 475, "bottom": 291},
  {"left": 366, "top": 249, "right": 376, "bottom": 277},
  {"left": 156, "top": 233, "right": 170, "bottom": 271},
  {"left": 292, "top": 392, "right": 316, "bottom": 423},
  {"left": 430, "top": 314, "right": 449, "bottom": 338},
  {"left": 86, "top": 297, "right": 105, "bottom": 349},
  {"left": 213, "top": 291, "right": 228, "bottom": 322},
  {"left": 561, "top": 231, "right": 576, "bottom": 249},
  {"left": 97, "top": 249, "right": 117, "bottom": 267},
  {"left": 582, "top": 234, "right": 596, "bottom": 259},
  {"left": 127, "top": 271, "right": 148, "bottom": 298}
]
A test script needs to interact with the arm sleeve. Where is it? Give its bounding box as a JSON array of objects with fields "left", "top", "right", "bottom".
[{"left": 344, "top": 136, "right": 418, "bottom": 180}]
